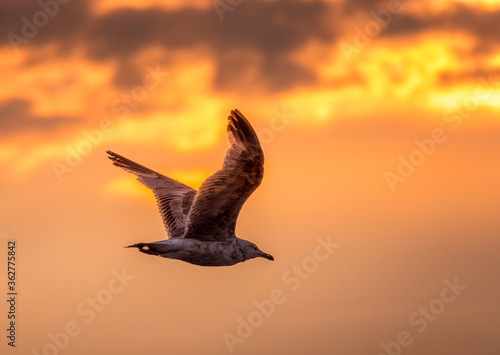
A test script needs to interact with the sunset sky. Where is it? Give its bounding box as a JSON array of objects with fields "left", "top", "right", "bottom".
[{"left": 1, "top": 0, "right": 499, "bottom": 354}]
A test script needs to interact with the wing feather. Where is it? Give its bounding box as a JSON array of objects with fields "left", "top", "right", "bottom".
[
  {"left": 183, "top": 109, "right": 264, "bottom": 241},
  {"left": 106, "top": 150, "right": 196, "bottom": 238}
]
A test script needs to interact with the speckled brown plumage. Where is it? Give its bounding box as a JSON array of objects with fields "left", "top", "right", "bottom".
[{"left": 106, "top": 109, "right": 273, "bottom": 267}]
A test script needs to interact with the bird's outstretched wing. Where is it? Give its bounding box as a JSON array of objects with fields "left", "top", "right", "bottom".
[
  {"left": 106, "top": 151, "right": 196, "bottom": 239},
  {"left": 183, "top": 109, "right": 264, "bottom": 241}
]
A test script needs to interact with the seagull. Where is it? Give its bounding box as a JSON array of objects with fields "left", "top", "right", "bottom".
[{"left": 106, "top": 109, "right": 274, "bottom": 267}]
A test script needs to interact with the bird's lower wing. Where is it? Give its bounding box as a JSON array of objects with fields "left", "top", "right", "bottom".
[
  {"left": 183, "top": 110, "right": 264, "bottom": 241},
  {"left": 107, "top": 150, "right": 196, "bottom": 238}
]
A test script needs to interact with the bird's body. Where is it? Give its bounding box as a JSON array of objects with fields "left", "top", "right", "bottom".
[
  {"left": 107, "top": 109, "right": 273, "bottom": 267},
  {"left": 129, "top": 239, "right": 253, "bottom": 267}
]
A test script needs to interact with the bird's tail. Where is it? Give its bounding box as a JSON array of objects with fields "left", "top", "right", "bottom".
[{"left": 125, "top": 243, "right": 161, "bottom": 256}]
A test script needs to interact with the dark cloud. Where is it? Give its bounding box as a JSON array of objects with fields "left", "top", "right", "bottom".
[
  {"left": 85, "top": 2, "right": 333, "bottom": 58},
  {"left": 86, "top": 1, "right": 334, "bottom": 91},
  {"left": 3, "top": 0, "right": 499, "bottom": 93},
  {"left": 438, "top": 70, "right": 500, "bottom": 86},
  {"left": 338, "top": 0, "right": 500, "bottom": 56},
  {"left": 340, "top": 0, "right": 389, "bottom": 15},
  {"left": 379, "top": 4, "right": 500, "bottom": 52},
  {"left": 440, "top": 4, "right": 500, "bottom": 53},
  {"left": 1, "top": 1, "right": 89, "bottom": 51},
  {"left": 214, "top": 52, "right": 317, "bottom": 92},
  {"left": 1, "top": 1, "right": 334, "bottom": 92},
  {"left": 0, "top": 98, "right": 78, "bottom": 136}
]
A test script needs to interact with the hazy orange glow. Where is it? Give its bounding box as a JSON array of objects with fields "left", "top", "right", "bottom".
[
  {"left": 1, "top": 1, "right": 499, "bottom": 355},
  {"left": 427, "top": 0, "right": 500, "bottom": 10},
  {"left": 92, "top": 0, "right": 212, "bottom": 15}
]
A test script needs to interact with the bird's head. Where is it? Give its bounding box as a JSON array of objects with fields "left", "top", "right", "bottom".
[{"left": 239, "top": 240, "right": 274, "bottom": 261}]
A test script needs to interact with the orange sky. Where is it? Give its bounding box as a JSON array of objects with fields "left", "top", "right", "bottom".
[{"left": 1, "top": 1, "right": 499, "bottom": 354}]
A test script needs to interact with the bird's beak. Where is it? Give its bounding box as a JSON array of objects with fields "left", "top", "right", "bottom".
[{"left": 262, "top": 253, "right": 274, "bottom": 261}]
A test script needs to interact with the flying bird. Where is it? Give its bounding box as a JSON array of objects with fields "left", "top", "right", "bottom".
[{"left": 106, "top": 109, "right": 273, "bottom": 266}]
